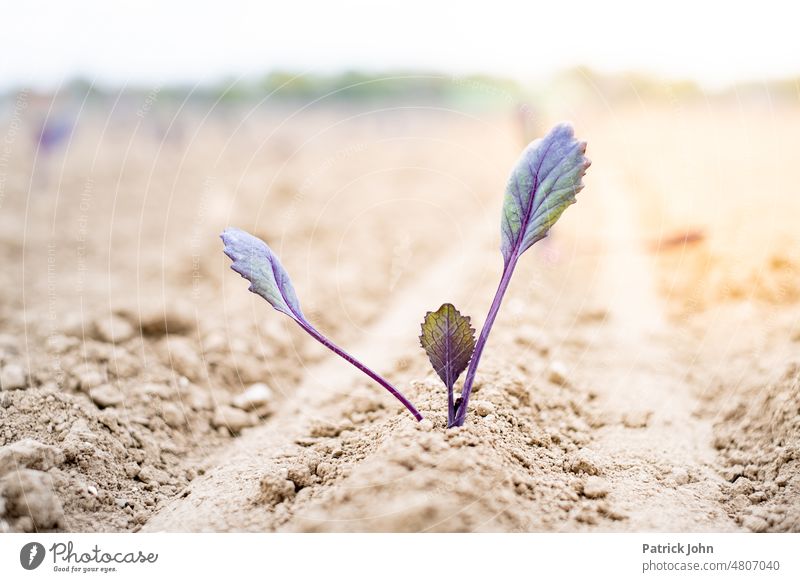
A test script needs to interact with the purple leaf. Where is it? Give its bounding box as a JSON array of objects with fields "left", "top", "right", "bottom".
[
  {"left": 221, "top": 228, "right": 304, "bottom": 321},
  {"left": 451, "top": 124, "right": 590, "bottom": 427},
  {"left": 221, "top": 227, "right": 423, "bottom": 421},
  {"left": 419, "top": 304, "right": 476, "bottom": 424},
  {"left": 500, "top": 123, "right": 590, "bottom": 265}
]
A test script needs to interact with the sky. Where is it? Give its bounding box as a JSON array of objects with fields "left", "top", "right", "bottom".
[{"left": 2, "top": 0, "right": 799, "bottom": 91}]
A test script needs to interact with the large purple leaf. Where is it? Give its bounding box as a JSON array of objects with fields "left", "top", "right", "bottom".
[
  {"left": 221, "top": 227, "right": 423, "bottom": 420},
  {"left": 500, "top": 123, "right": 590, "bottom": 264},
  {"left": 452, "top": 123, "right": 590, "bottom": 427},
  {"left": 221, "top": 227, "right": 304, "bottom": 322}
]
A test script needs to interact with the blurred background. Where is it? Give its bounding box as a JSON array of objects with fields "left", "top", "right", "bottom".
[{"left": 1, "top": 0, "right": 799, "bottom": 385}]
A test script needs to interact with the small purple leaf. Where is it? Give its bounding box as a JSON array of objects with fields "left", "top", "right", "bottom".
[
  {"left": 419, "top": 303, "right": 476, "bottom": 390},
  {"left": 420, "top": 303, "right": 475, "bottom": 424}
]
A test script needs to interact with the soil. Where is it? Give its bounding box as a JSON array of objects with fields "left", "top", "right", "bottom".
[{"left": 1, "top": 102, "right": 798, "bottom": 532}]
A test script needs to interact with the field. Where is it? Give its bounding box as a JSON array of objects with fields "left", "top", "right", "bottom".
[{"left": 1, "top": 88, "right": 798, "bottom": 532}]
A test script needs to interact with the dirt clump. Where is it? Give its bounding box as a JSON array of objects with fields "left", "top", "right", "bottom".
[
  {"left": 713, "top": 364, "right": 800, "bottom": 532},
  {"left": 0, "top": 309, "right": 276, "bottom": 532},
  {"left": 241, "top": 371, "right": 621, "bottom": 532}
]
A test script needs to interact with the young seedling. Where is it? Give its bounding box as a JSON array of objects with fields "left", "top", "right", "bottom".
[
  {"left": 223, "top": 123, "right": 586, "bottom": 428},
  {"left": 221, "top": 227, "right": 423, "bottom": 421},
  {"left": 419, "top": 123, "right": 590, "bottom": 427}
]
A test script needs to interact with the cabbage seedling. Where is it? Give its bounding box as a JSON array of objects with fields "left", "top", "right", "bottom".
[
  {"left": 222, "top": 123, "right": 587, "bottom": 428},
  {"left": 221, "top": 228, "right": 423, "bottom": 421},
  {"left": 420, "top": 123, "right": 590, "bottom": 427}
]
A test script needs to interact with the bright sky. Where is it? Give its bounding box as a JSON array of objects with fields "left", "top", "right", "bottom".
[{"left": 2, "top": 0, "right": 799, "bottom": 90}]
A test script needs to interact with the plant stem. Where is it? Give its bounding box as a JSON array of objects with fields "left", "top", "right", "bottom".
[
  {"left": 447, "top": 382, "right": 455, "bottom": 426},
  {"left": 450, "top": 256, "right": 518, "bottom": 427},
  {"left": 299, "top": 321, "right": 423, "bottom": 421}
]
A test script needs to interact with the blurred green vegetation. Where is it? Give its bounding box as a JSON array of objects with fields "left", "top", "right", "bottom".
[{"left": 6, "top": 69, "right": 798, "bottom": 110}]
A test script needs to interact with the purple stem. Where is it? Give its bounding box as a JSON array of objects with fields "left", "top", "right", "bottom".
[
  {"left": 297, "top": 320, "right": 423, "bottom": 421},
  {"left": 450, "top": 256, "right": 518, "bottom": 427},
  {"left": 446, "top": 381, "right": 455, "bottom": 426}
]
